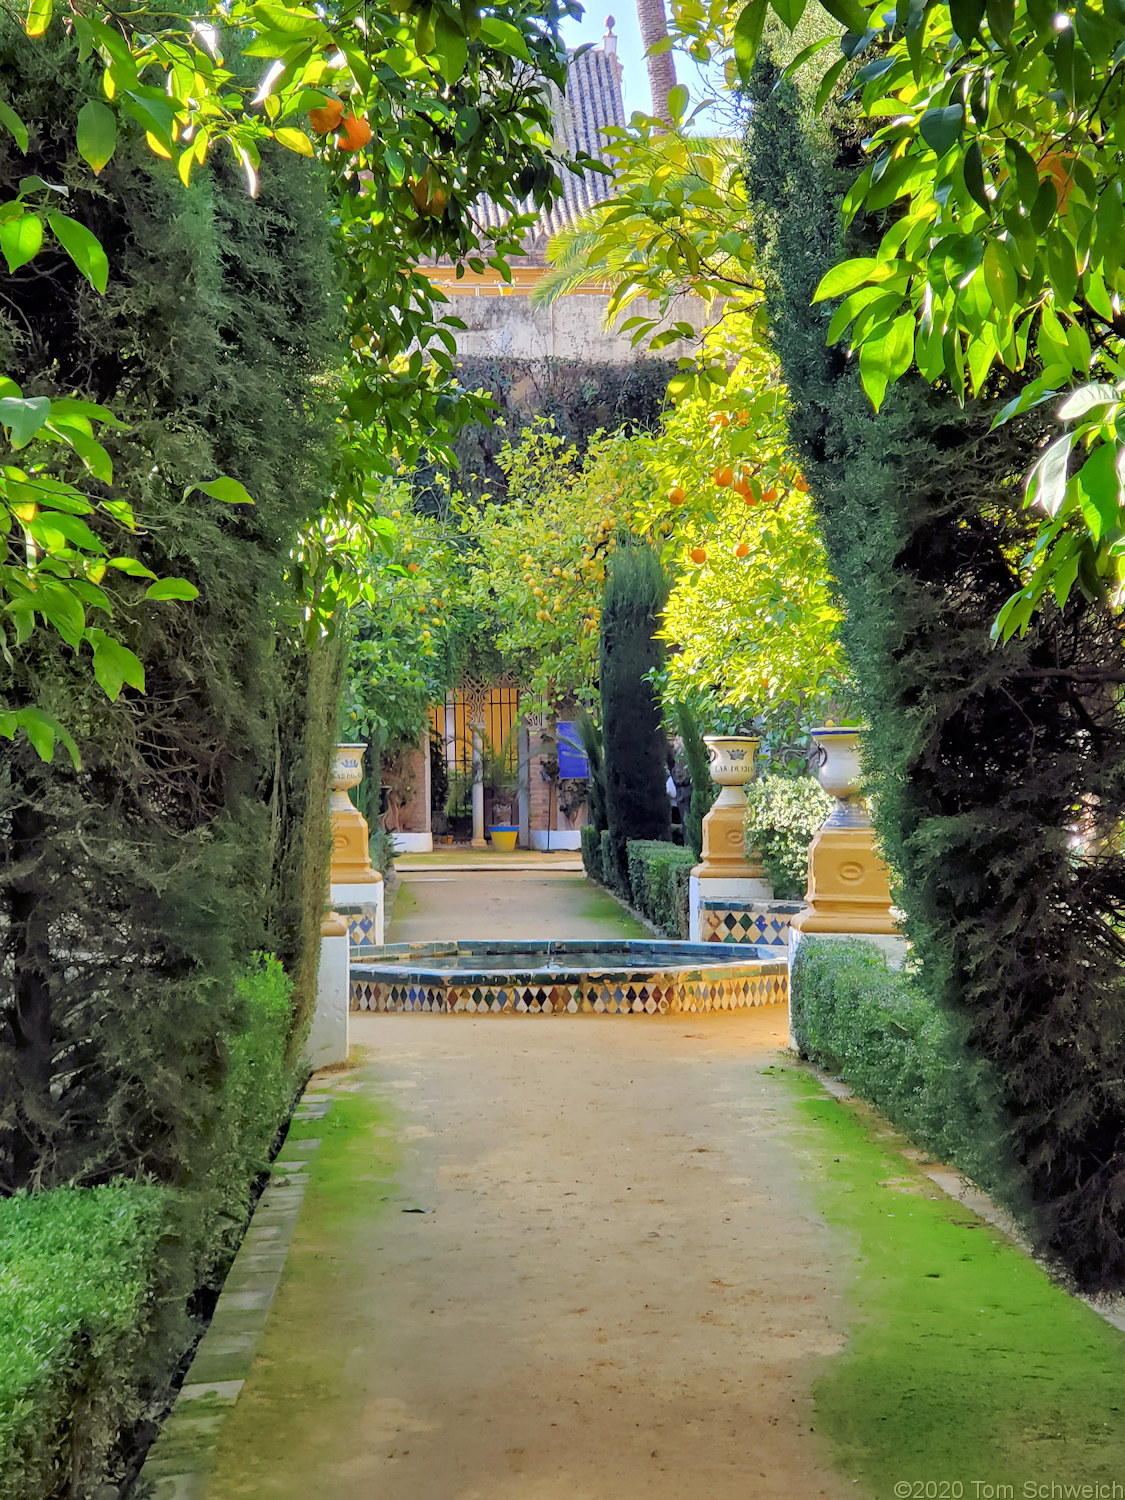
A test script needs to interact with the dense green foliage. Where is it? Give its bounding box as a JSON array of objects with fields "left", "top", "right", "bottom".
[
  {"left": 419, "top": 356, "right": 673, "bottom": 510},
  {"left": 580, "top": 822, "right": 603, "bottom": 883},
  {"left": 625, "top": 841, "right": 695, "bottom": 939},
  {"left": 0, "top": 956, "right": 294, "bottom": 1497},
  {"left": 0, "top": 1181, "right": 170, "bottom": 1500},
  {"left": 599, "top": 543, "right": 671, "bottom": 891},
  {"left": 673, "top": 700, "right": 716, "bottom": 862},
  {"left": 0, "top": 22, "right": 333, "bottom": 1192},
  {"left": 790, "top": 939, "right": 1018, "bottom": 1209},
  {"left": 745, "top": 62, "right": 1125, "bottom": 1289},
  {"left": 730, "top": 0, "right": 1125, "bottom": 633},
  {"left": 743, "top": 772, "right": 832, "bottom": 899}
]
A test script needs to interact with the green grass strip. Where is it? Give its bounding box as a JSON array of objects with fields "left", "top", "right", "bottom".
[{"left": 769, "top": 1064, "right": 1125, "bottom": 1497}]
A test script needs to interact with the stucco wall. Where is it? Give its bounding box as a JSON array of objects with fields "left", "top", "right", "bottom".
[{"left": 446, "top": 290, "right": 708, "bottom": 364}]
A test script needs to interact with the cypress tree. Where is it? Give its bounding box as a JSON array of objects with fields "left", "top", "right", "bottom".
[
  {"left": 674, "top": 699, "right": 717, "bottom": 862},
  {"left": 599, "top": 543, "right": 671, "bottom": 891},
  {"left": 0, "top": 17, "right": 339, "bottom": 1204},
  {"left": 743, "top": 59, "right": 1125, "bottom": 1289}
]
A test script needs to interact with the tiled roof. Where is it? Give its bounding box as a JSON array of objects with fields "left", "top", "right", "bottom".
[{"left": 474, "top": 30, "right": 625, "bottom": 263}]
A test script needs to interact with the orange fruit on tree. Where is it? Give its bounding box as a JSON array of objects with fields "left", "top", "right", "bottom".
[
  {"left": 794, "top": 474, "right": 809, "bottom": 492},
  {"left": 743, "top": 494, "right": 757, "bottom": 507},
  {"left": 411, "top": 165, "right": 448, "bottom": 216},
  {"left": 308, "top": 97, "right": 345, "bottom": 134},
  {"left": 1040, "top": 150, "right": 1076, "bottom": 211},
  {"left": 708, "top": 412, "right": 729, "bottom": 428},
  {"left": 734, "top": 541, "right": 749, "bottom": 559},
  {"left": 690, "top": 545, "right": 707, "bottom": 565},
  {"left": 713, "top": 465, "right": 733, "bottom": 488},
  {"left": 762, "top": 487, "right": 778, "bottom": 504},
  {"left": 337, "top": 114, "right": 373, "bottom": 152},
  {"left": 733, "top": 472, "right": 754, "bottom": 497},
  {"left": 668, "top": 485, "right": 686, "bottom": 506},
  {"left": 407, "top": 562, "right": 419, "bottom": 573}
]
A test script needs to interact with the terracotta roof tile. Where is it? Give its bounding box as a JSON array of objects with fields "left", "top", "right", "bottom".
[{"left": 474, "top": 33, "right": 625, "bottom": 263}]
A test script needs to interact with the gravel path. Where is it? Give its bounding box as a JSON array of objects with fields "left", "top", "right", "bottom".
[{"left": 204, "top": 871, "right": 854, "bottom": 1498}]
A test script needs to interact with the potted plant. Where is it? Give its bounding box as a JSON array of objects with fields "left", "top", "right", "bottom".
[{"left": 481, "top": 726, "right": 521, "bottom": 851}]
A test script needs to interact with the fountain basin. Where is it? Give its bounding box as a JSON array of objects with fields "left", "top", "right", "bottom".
[{"left": 350, "top": 939, "right": 787, "bottom": 1016}]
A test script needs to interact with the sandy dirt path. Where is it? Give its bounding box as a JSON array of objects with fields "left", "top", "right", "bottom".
[
  {"left": 387, "top": 868, "right": 651, "bottom": 943},
  {"left": 206, "top": 867, "right": 858, "bottom": 1498}
]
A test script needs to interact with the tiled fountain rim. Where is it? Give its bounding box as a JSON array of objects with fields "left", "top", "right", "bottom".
[{"left": 351, "top": 937, "right": 782, "bottom": 985}]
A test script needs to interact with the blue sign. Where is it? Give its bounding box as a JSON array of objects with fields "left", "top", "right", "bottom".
[{"left": 556, "top": 721, "right": 589, "bottom": 779}]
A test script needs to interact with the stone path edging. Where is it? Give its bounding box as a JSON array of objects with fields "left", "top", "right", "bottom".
[{"left": 133, "top": 1089, "right": 333, "bottom": 1499}]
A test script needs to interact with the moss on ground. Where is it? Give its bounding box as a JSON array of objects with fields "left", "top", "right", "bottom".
[
  {"left": 571, "top": 880, "right": 650, "bottom": 936},
  {"left": 770, "top": 1064, "right": 1125, "bottom": 1494},
  {"left": 206, "top": 1082, "right": 399, "bottom": 1498}
]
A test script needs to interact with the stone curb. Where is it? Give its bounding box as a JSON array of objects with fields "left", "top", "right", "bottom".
[{"left": 132, "top": 1091, "right": 332, "bottom": 1498}]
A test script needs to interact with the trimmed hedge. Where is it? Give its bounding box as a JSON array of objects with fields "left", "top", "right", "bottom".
[
  {"left": 626, "top": 840, "right": 695, "bottom": 939},
  {"left": 0, "top": 1182, "right": 171, "bottom": 1500},
  {"left": 791, "top": 938, "right": 1018, "bottom": 1206},
  {"left": 0, "top": 957, "right": 297, "bottom": 1497},
  {"left": 581, "top": 823, "right": 603, "bottom": 884}
]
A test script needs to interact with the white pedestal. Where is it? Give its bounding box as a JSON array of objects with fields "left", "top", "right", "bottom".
[
  {"left": 689, "top": 873, "right": 774, "bottom": 941},
  {"left": 305, "top": 920, "right": 349, "bottom": 1070},
  {"left": 392, "top": 831, "right": 433, "bottom": 854},
  {"left": 530, "top": 829, "right": 582, "bottom": 851}
]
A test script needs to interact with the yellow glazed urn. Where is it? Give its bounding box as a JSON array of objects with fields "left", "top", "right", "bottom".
[
  {"left": 791, "top": 728, "right": 897, "bottom": 935},
  {"left": 329, "top": 743, "right": 382, "bottom": 888}
]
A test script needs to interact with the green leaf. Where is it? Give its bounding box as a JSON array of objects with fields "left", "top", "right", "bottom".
[
  {"left": 433, "top": 11, "right": 468, "bottom": 84},
  {"left": 5, "top": 706, "right": 55, "bottom": 760},
  {"left": 667, "top": 84, "right": 689, "bottom": 121},
  {"left": 985, "top": 0, "right": 1015, "bottom": 45},
  {"left": 1075, "top": 442, "right": 1122, "bottom": 543},
  {"left": 814, "top": 54, "right": 849, "bottom": 113},
  {"left": 919, "top": 104, "right": 964, "bottom": 157},
  {"left": 30, "top": 579, "right": 86, "bottom": 647},
  {"left": 1026, "top": 433, "right": 1073, "bottom": 516},
  {"left": 817, "top": 0, "right": 871, "bottom": 32},
  {"left": 982, "top": 240, "right": 1017, "bottom": 315},
  {"left": 47, "top": 421, "right": 113, "bottom": 482},
  {"left": 28, "top": 509, "right": 102, "bottom": 552},
  {"left": 478, "top": 15, "right": 530, "bottom": 60},
  {"left": 771, "top": 0, "right": 808, "bottom": 28},
  {"left": 24, "top": 0, "right": 52, "bottom": 37},
  {"left": 950, "top": 0, "right": 985, "bottom": 42},
  {"left": 814, "top": 257, "right": 879, "bottom": 302},
  {"left": 47, "top": 213, "right": 108, "bottom": 293},
  {"left": 1006, "top": 140, "right": 1040, "bottom": 212},
  {"left": 0, "top": 99, "right": 29, "bottom": 153},
  {"left": 0, "top": 394, "right": 50, "bottom": 446},
  {"left": 189, "top": 475, "right": 255, "bottom": 505},
  {"left": 77, "top": 100, "right": 116, "bottom": 174},
  {"left": 733, "top": 0, "right": 769, "bottom": 79},
  {"left": 106, "top": 555, "right": 157, "bottom": 577},
  {"left": 0, "top": 213, "right": 43, "bottom": 273},
  {"left": 145, "top": 577, "right": 200, "bottom": 601},
  {"left": 274, "top": 126, "right": 313, "bottom": 157},
  {"left": 1057, "top": 383, "right": 1119, "bottom": 422},
  {"left": 963, "top": 140, "right": 988, "bottom": 211},
  {"left": 90, "top": 629, "right": 145, "bottom": 700}
]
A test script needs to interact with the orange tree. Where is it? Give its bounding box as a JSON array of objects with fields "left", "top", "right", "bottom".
[
  {"left": 456, "top": 421, "right": 641, "bottom": 715},
  {"left": 452, "top": 359, "right": 851, "bottom": 751},
  {"left": 3, "top": 0, "right": 581, "bottom": 756},
  {"left": 637, "top": 340, "right": 852, "bottom": 750}
]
